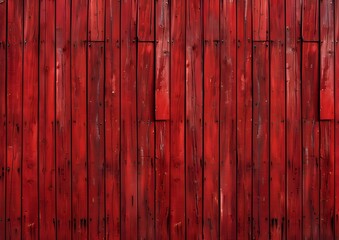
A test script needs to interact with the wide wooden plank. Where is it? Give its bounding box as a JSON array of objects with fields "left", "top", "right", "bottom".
[
  {"left": 186, "top": 0, "right": 203, "bottom": 238},
  {"left": 71, "top": 0, "right": 88, "bottom": 238},
  {"left": 302, "top": 42, "right": 319, "bottom": 239},
  {"left": 138, "top": 0, "right": 154, "bottom": 41},
  {"left": 286, "top": 0, "right": 302, "bottom": 238},
  {"left": 252, "top": 42, "right": 269, "bottom": 240},
  {"left": 105, "top": 0, "right": 121, "bottom": 237},
  {"left": 170, "top": 0, "right": 185, "bottom": 238},
  {"left": 319, "top": 0, "right": 334, "bottom": 120},
  {"left": 236, "top": 0, "right": 252, "bottom": 238},
  {"left": 39, "top": 0, "right": 56, "bottom": 238},
  {"left": 155, "top": 0, "right": 170, "bottom": 120},
  {"left": 220, "top": 0, "right": 237, "bottom": 238},
  {"left": 252, "top": 0, "right": 268, "bottom": 41},
  {"left": 137, "top": 43, "right": 155, "bottom": 239},
  {"left": 302, "top": 0, "right": 319, "bottom": 41},
  {"left": 88, "top": 0, "right": 104, "bottom": 41},
  {"left": 55, "top": 0, "right": 72, "bottom": 238},
  {"left": 87, "top": 42, "right": 105, "bottom": 239},
  {"left": 121, "top": 0, "right": 138, "bottom": 238},
  {"left": 0, "top": 0, "right": 6, "bottom": 236}
]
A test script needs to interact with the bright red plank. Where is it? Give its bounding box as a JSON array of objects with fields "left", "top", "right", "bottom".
[
  {"left": 252, "top": 42, "right": 269, "bottom": 240},
  {"left": 55, "top": 0, "right": 72, "bottom": 238},
  {"left": 236, "top": 0, "right": 252, "bottom": 238},
  {"left": 302, "top": 0, "right": 320, "bottom": 41},
  {"left": 88, "top": 42, "right": 105, "bottom": 239},
  {"left": 121, "top": 0, "right": 138, "bottom": 238},
  {"left": 88, "top": 0, "right": 104, "bottom": 41},
  {"left": 252, "top": 0, "right": 268, "bottom": 41},
  {"left": 170, "top": 0, "right": 185, "bottom": 238},
  {"left": 39, "top": 0, "right": 56, "bottom": 238},
  {"left": 155, "top": 0, "right": 170, "bottom": 120},
  {"left": 138, "top": 0, "right": 154, "bottom": 41},
  {"left": 71, "top": 0, "right": 88, "bottom": 238},
  {"left": 186, "top": 0, "right": 203, "bottom": 239},
  {"left": 302, "top": 43, "right": 319, "bottom": 239},
  {"left": 105, "top": 0, "right": 121, "bottom": 237}
]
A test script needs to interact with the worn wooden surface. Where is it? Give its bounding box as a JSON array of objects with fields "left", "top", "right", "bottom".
[{"left": 0, "top": 0, "right": 338, "bottom": 239}]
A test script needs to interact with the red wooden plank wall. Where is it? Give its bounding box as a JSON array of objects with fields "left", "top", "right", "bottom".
[{"left": 0, "top": 0, "right": 338, "bottom": 239}]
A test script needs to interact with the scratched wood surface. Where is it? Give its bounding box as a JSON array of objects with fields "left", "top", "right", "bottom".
[{"left": 0, "top": 0, "right": 338, "bottom": 239}]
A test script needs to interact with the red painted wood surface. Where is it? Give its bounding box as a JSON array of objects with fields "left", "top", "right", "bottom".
[{"left": 0, "top": 0, "right": 338, "bottom": 239}]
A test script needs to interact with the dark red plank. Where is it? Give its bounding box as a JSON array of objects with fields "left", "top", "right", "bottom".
[
  {"left": 335, "top": 0, "right": 339, "bottom": 237},
  {"left": 236, "top": 0, "right": 252, "bottom": 238},
  {"left": 302, "top": 42, "right": 319, "bottom": 239},
  {"left": 87, "top": 42, "right": 105, "bottom": 239},
  {"left": 138, "top": 0, "right": 154, "bottom": 41},
  {"left": 302, "top": 0, "right": 319, "bottom": 41},
  {"left": 55, "top": 0, "right": 72, "bottom": 238},
  {"left": 286, "top": 0, "right": 302, "bottom": 238},
  {"left": 186, "top": 0, "right": 203, "bottom": 238},
  {"left": 170, "top": 0, "right": 185, "bottom": 238},
  {"left": 105, "top": 0, "right": 121, "bottom": 237},
  {"left": 252, "top": 0, "right": 269, "bottom": 41},
  {"left": 252, "top": 42, "right": 269, "bottom": 240},
  {"left": 155, "top": 0, "right": 170, "bottom": 120},
  {"left": 71, "top": 0, "right": 88, "bottom": 238},
  {"left": 39, "top": 0, "right": 56, "bottom": 238},
  {"left": 22, "top": 0, "right": 39, "bottom": 236},
  {"left": 121, "top": 0, "right": 137, "bottom": 238},
  {"left": 88, "top": 0, "right": 104, "bottom": 41}
]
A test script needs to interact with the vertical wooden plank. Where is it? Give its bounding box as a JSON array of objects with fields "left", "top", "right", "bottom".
[
  {"left": 71, "top": 0, "right": 88, "bottom": 238},
  {"left": 137, "top": 43, "right": 155, "bottom": 239},
  {"left": 236, "top": 0, "right": 252, "bottom": 238},
  {"left": 335, "top": 0, "right": 339, "bottom": 237},
  {"left": 155, "top": 121, "right": 170, "bottom": 239},
  {"left": 170, "top": 0, "right": 185, "bottom": 238},
  {"left": 186, "top": 0, "right": 203, "bottom": 239},
  {"left": 302, "top": 42, "right": 319, "bottom": 239},
  {"left": 319, "top": 0, "right": 334, "bottom": 120},
  {"left": 87, "top": 42, "right": 105, "bottom": 239},
  {"left": 138, "top": 0, "right": 154, "bottom": 41},
  {"left": 203, "top": 1, "right": 219, "bottom": 239},
  {"left": 252, "top": 42, "right": 269, "bottom": 240},
  {"left": 286, "top": 0, "right": 302, "bottom": 238},
  {"left": 302, "top": 0, "right": 319, "bottom": 41},
  {"left": 22, "top": 0, "right": 39, "bottom": 238},
  {"left": 39, "top": 0, "right": 56, "bottom": 238},
  {"left": 252, "top": 0, "right": 269, "bottom": 41},
  {"left": 6, "top": 1, "right": 23, "bottom": 238},
  {"left": 155, "top": 0, "right": 170, "bottom": 120},
  {"left": 0, "top": 0, "right": 6, "bottom": 237},
  {"left": 121, "top": 0, "right": 137, "bottom": 238},
  {"left": 220, "top": 0, "right": 237, "bottom": 238},
  {"left": 88, "top": 0, "right": 104, "bottom": 41},
  {"left": 56, "top": 0, "right": 72, "bottom": 238},
  {"left": 105, "top": 0, "right": 121, "bottom": 237}
]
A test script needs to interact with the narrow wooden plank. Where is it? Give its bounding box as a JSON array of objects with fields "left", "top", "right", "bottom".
[
  {"left": 87, "top": 42, "right": 105, "bottom": 239},
  {"left": 320, "top": 120, "right": 335, "bottom": 238},
  {"left": 236, "top": 0, "right": 252, "bottom": 238},
  {"left": 88, "top": 0, "right": 104, "bottom": 41},
  {"left": 252, "top": 0, "right": 269, "bottom": 41},
  {"left": 335, "top": 0, "right": 339, "bottom": 236},
  {"left": 56, "top": 0, "right": 72, "bottom": 238},
  {"left": 121, "top": 0, "right": 137, "bottom": 238},
  {"left": 155, "top": 121, "right": 170, "bottom": 239},
  {"left": 186, "top": 0, "right": 203, "bottom": 238},
  {"left": 138, "top": 0, "right": 154, "bottom": 41},
  {"left": 105, "top": 0, "right": 121, "bottom": 237},
  {"left": 137, "top": 43, "right": 155, "bottom": 239},
  {"left": 286, "top": 0, "right": 302, "bottom": 238},
  {"left": 0, "top": 0, "right": 6, "bottom": 236},
  {"left": 39, "top": 0, "right": 56, "bottom": 238},
  {"left": 302, "top": 0, "right": 319, "bottom": 41},
  {"left": 203, "top": 1, "right": 219, "bottom": 239},
  {"left": 170, "top": 0, "right": 185, "bottom": 237},
  {"left": 22, "top": 0, "right": 39, "bottom": 238},
  {"left": 220, "top": 0, "right": 237, "bottom": 238},
  {"left": 252, "top": 42, "right": 269, "bottom": 240},
  {"left": 71, "top": 0, "right": 88, "bottom": 237},
  {"left": 319, "top": 0, "right": 334, "bottom": 120},
  {"left": 155, "top": 0, "right": 170, "bottom": 120},
  {"left": 302, "top": 42, "right": 319, "bottom": 239}
]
